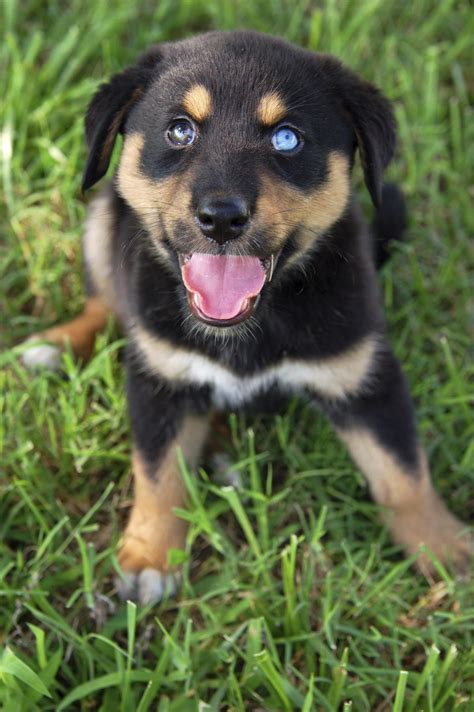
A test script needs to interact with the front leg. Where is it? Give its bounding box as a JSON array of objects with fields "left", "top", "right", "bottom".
[
  {"left": 322, "top": 347, "right": 472, "bottom": 576},
  {"left": 117, "top": 362, "right": 210, "bottom": 604}
]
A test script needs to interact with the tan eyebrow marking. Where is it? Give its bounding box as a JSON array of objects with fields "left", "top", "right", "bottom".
[
  {"left": 182, "top": 84, "right": 212, "bottom": 122},
  {"left": 257, "top": 91, "right": 287, "bottom": 126}
]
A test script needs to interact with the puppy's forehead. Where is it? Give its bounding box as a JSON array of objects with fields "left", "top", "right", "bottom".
[{"left": 156, "top": 32, "right": 312, "bottom": 121}]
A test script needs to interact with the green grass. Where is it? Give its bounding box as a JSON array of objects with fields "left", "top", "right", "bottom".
[{"left": 1, "top": 0, "right": 473, "bottom": 709}]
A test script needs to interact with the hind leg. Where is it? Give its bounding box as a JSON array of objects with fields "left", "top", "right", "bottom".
[
  {"left": 22, "top": 297, "right": 111, "bottom": 369},
  {"left": 22, "top": 187, "right": 115, "bottom": 370}
]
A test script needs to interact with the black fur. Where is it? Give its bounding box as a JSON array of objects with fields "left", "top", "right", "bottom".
[
  {"left": 322, "top": 348, "right": 420, "bottom": 472},
  {"left": 127, "top": 358, "right": 210, "bottom": 469},
  {"left": 372, "top": 183, "right": 407, "bottom": 267},
  {"left": 83, "top": 31, "right": 416, "bottom": 475},
  {"left": 335, "top": 65, "right": 397, "bottom": 207},
  {"left": 82, "top": 47, "right": 163, "bottom": 191}
]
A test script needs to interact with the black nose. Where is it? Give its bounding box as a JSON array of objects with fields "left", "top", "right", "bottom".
[{"left": 196, "top": 197, "right": 250, "bottom": 244}]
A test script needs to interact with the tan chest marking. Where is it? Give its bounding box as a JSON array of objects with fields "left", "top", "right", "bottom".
[{"left": 131, "top": 325, "right": 379, "bottom": 406}]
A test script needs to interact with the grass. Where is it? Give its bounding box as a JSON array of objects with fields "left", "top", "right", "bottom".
[{"left": 1, "top": 0, "right": 473, "bottom": 709}]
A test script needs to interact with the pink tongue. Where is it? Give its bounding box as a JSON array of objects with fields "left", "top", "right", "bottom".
[{"left": 181, "top": 254, "right": 266, "bottom": 320}]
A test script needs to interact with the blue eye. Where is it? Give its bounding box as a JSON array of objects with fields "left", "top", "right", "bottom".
[
  {"left": 271, "top": 126, "right": 300, "bottom": 152},
  {"left": 167, "top": 119, "right": 197, "bottom": 147}
]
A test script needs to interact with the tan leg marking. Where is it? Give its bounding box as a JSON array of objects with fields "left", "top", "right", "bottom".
[
  {"left": 118, "top": 415, "right": 209, "bottom": 574},
  {"left": 23, "top": 186, "right": 115, "bottom": 370},
  {"left": 337, "top": 429, "right": 472, "bottom": 575},
  {"left": 31, "top": 296, "right": 111, "bottom": 361}
]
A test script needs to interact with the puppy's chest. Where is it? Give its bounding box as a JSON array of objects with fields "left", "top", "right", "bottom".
[
  {"left": 133, "top": 327, "right": 378, "bottom": 407},
  {"left": 179, "top": 354, "right": 299, "bottom": 409}
]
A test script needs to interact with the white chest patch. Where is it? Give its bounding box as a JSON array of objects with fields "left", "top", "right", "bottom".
[{"left": 132, "top": 325, "right": 379, "bottom": 408}]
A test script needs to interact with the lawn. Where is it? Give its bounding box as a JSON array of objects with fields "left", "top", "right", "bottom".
[{"left": 1, "top": 0, "right": 473, "bottom": 709}]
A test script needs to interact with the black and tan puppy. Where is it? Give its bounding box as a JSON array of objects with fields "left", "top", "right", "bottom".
[{"left": 23, "top": 31, "right": 471, "bottom": 604}]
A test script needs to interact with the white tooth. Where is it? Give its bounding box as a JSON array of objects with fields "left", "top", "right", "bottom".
[
  {"left": 267, "top": 254, "right": 275, "bottom": 282},
  {"left": 179, "top": 253, "right": 191, "bottom": 267}
]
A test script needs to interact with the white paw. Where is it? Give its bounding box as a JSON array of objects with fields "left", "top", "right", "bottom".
[
  {"left": 21, "top": 338, "right": 61, "bottom": 371},
  {"left": 116, "top": 568, "right": 180, "bottom": 605},
  {"left": 212, "top": 452, "right": 242, "bottom": 489}
]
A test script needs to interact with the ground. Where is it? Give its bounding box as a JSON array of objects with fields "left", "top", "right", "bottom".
[{"left": 1, "top": 0, "right": 473, "bottom": 709}]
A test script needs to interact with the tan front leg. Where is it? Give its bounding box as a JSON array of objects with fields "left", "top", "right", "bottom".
[
  {"left": 117, "top": 415, "right": 209, "bottom": 604},
  {"left": 337, "top": 429, "right": 472, "bottom": 576}
]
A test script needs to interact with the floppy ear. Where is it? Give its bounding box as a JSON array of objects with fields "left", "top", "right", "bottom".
[
  {"left": 82, "top": 49, "right": 162, "bottom": 192},
  {"left": 338, "top": 69, "right": 396, "bottom": 208}
]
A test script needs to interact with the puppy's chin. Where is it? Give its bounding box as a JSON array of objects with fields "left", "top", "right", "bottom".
[{"left": 182, "top": 306, "right": 262, "bottom": 343}]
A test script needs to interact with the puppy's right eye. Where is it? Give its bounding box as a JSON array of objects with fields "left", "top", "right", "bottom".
[{"left": 166, "top": 119, "right": 197, "bottom": 147}]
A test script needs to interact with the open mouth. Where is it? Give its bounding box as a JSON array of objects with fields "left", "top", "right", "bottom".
[{"left": 180, "top": 253, "right": 277, "bottom": 326}]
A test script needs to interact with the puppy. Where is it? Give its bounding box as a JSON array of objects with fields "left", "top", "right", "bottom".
[{"left": 23, "top": 31, "right": 471, "bottom": 604}]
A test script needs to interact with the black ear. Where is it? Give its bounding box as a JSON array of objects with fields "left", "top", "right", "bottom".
[
  {"left": 82, "top": 49, "right": 162, "bottom": 192},
  {"left": 337, "top": 68, "right": 396, "bottom": 208}
]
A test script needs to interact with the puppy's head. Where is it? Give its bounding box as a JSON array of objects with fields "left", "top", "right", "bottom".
[{"left": 83, "top": 31, "right": 395, "bottom": 329}]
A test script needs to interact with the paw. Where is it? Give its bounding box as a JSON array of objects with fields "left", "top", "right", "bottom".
[
  {"left": 21, "top": 337, "right": 61, "bottom": 371},
  {"left": 414, "top": 528, "right": 473, "bottom": 578},
  {"left": 116, "top": 567, "right": 180, "bottom": 605},
  {"left": 116, "top": 519, "right": 186, "bottom": 605},
  {"left": 390, "top": 489, "right": 473, "bottom": 577},
  {"left": 211, "top": 452, "right": 242, "bottom": 488}
]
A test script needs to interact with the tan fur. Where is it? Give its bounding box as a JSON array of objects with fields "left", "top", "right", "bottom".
[
  {"left": 131, "top": 323, "right": 378, "bottom": 404},
  {"left": 117, "top": 132, "right": 192, "bottom": 263},
  {"left": 117, "top": 132, "right": 171, "bottom": 219},
  {"left": 117, "top": 136, "right": 349, "bottom": 268},
  {"left": 337, "top": 429, "right": 472, "bottom": 575},
  {"left": 118, "top": 416, "right": 209, "bottom": 573},
  {"left": 256, "top": 151, "right": 350, "bottom": 255},
  {"left": 182, "top": 84, "right": 212, "bottom": 122},
  {"left": 257, "top": 91, "right": 287, "bottom": 126},
  {"left": 34, "top": 297, "right": 110, "bottom": 360}
]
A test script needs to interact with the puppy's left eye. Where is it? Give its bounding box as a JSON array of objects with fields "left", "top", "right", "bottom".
[{"left": 271, "top": 126, "right": 300, "bottom": 152}]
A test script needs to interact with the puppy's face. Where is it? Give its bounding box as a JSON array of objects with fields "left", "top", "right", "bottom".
[{"left": 83, "top": 32, "right": 395, "bottom": 329}]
